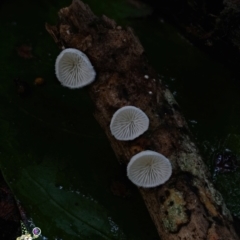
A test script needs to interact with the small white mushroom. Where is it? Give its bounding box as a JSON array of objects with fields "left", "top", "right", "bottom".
[
  {"left": 110, "top": 106, "right": 149, "bottom": 141},
  {"left": 127, "top": 150, "right": 172, "bottom": 188},
  {"left": 55, "top": 48, "right": 96, "bottom": 89}
]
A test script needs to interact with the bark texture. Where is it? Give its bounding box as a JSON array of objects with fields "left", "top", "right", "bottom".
[{"left": 46, "top": 0, "right": 240, "bottom": 239}]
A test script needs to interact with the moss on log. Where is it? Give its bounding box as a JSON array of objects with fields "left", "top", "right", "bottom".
[{"left": 46, "top": 0, "right": 239, "bottom": 239}]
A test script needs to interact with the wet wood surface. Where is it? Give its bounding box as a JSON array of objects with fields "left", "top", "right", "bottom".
[{"left": 46, "top": 0, "right": 239, "bottom": 239}]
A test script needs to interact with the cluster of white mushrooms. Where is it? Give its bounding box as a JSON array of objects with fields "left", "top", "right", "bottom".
[{"left": 55, "top": 48, "right": 172, "bottom": 188}]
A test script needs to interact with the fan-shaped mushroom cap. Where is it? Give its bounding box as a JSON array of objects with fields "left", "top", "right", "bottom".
[
  {"left": 127, "top": 150, "right": 172, "bottom": 188},
  {"left": 110, "top": 106, "right": 149, "bottom": 141},
  {"left": 55, "top": 48, "right": 96, "bottom": 89}
]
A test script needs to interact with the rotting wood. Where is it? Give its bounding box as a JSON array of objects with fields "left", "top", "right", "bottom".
[{"left": 46, "top": 0, "right": 240, "bottom": 239}]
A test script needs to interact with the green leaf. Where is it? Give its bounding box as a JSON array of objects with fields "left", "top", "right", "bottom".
[{"left": 0, "top": 0, "right": 158, "bottom": 239}]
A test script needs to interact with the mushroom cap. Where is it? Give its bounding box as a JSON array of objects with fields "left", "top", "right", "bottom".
[
  {"left": 127, "top": 150, "right": 172, "bottom": 188},
  {"left": 110, "top": 106, "right": 149, "bottom": 141},
  {"left": 55, "top": 48, "right": 96, "bottom": 89}
]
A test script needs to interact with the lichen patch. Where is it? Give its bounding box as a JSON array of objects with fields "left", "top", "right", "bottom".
[{"left": 160, "top": 189, "right": 190, "bottom": 233}]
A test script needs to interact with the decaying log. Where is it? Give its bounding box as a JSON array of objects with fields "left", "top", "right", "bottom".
[{"left": 46, "top": 0, "right": 239, "bottom": 239}]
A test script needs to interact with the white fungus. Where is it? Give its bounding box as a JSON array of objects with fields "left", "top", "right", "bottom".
[
  {"left": 55, "top": 48, "right": 96, "bottom": 89},
  {"left": 110, "top": 106, "right": 149, "bottom": 141},
  {"left": 127, "top": 150, "right": 172, "bottom": 188}
]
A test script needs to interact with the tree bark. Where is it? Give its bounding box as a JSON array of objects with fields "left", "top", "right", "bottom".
[{"left": 46, "top": 0, "right": 239, "bottom": 239}]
